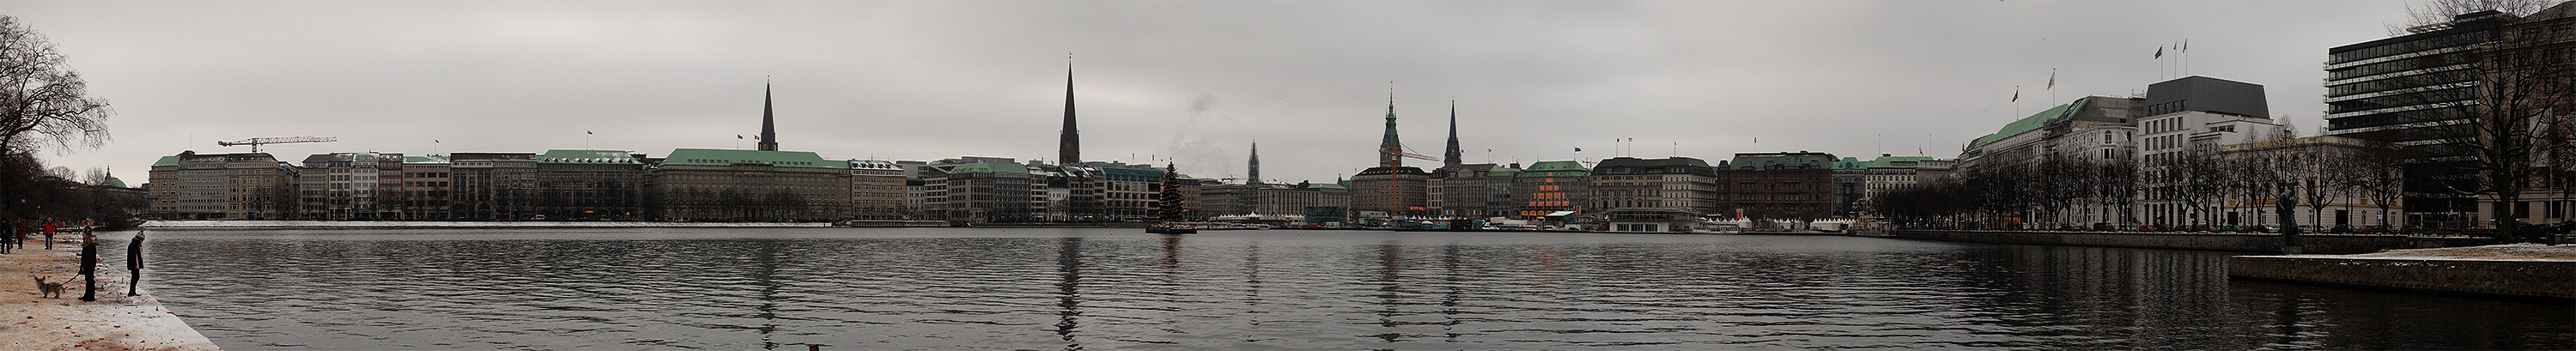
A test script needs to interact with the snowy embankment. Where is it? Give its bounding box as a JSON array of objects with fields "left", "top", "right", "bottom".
[
  {"left": 2230, "top": 243, "right": 2576, "bottom": 300},
  {"left": 2330, "top": 243, "right": 2576, "bottom": 262},
  {"left": 140, "top": 221, "right": 832, "bottom": 230}
]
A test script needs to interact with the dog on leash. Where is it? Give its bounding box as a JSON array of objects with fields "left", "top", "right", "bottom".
[{"left": 30, "top": 275, "right": 65, "bottom": 299}]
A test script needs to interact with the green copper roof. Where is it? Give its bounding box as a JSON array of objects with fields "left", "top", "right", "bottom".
[
  {"left": 1866, "top": 156, "right": 1935, "bottom": 169},
  {"left": 1525, "top": 160, "right": 1587, "bottom": 172},
  {"left": 103, "top": 177, "right": 126, "bottom": 188},
  {"left": 538, "top": 149, "right": 640, "bottom": 164},
  {"left": 404, "top": 155, "right": 450, "bottom": 164},
  {"left": 152, "top": 155, "right": 179, "bottom": 167},
  {"left": 659, "top": 148, "right": 837, "bottom": 168},
  {"left": 1517, "top": 160, "right": 1590, "bottom": 178},
  {"left": 948, "top": 162, "right": 1029, "bottom": 173},
  {"left": 1831, "top": 157, "right": 1866, "bottom": 170},
  {"left": 1098, "top": 166, "right": 1166, "bottom": 179},
  {"left": 1306, "top": 183, "right": 1346, "bottom": 190},
  {"left": 1968, "top": 102, "right": 2071, "bottom": 150}
]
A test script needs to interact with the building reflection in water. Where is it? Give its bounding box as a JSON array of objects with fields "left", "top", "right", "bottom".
[{"left": 1054, "top": 237, "right": 1084, "bottom": 351}]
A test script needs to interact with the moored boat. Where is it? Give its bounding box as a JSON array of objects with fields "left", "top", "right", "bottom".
[{"left": 1147, "top": 223, "right": 1198, "bottom": 234}]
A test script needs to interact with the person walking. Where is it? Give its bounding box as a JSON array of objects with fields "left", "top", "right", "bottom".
[
  {"left": 126, "top": 230, "right": 143, "bottom": 296},
  {"left": 43, "top": 220, "right": 57, "bottom": 250},
  {"left": 77, "top": 232, "right": 97, "bottom": 301}
]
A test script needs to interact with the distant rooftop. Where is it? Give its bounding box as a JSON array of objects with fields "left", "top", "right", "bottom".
[
  {"left": 538, "top": 149, "right": 641, "bottom": 165},
  {"left": 659, "top": 148, "right": 836, "bottom": 169}
]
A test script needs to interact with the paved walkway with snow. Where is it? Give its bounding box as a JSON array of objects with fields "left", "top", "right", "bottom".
[{"left": 0, "top": 231, "right": 218, "bottom": 351}]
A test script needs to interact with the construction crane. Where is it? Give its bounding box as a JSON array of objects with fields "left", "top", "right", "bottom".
[
  {"left": 218, "top": 136, "right": 337, "bottom": 153},
  {"left": 1378, "top": 143, "right": 1440, "bottom": 221}
]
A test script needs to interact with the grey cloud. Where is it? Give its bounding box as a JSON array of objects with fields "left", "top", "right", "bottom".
[{"left": 2, "top": 1, "right": 2414, "bottom": 184}]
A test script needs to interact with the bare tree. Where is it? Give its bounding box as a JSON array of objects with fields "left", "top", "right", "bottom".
[
  {"left": 2093, "top": 157, "right": 2141, "bottom": 226},
  {"left": 2226, "top": 144, "right": 2290, "bottom": 227},
  {"left": 0, "top": 16, "right": 112, "bottom": 158},
  {"left": 2391, "top": 0, "right": 2561, "bottom": 34},
  {"left": 2296, "top": 143, "right": 2350, "bottom": 228},
  {"left": 2036, "top": 152, "right": 2096, "bottom": 226},
  {"left": 2161, "top": 143, "right": 2231, "bottom": 227},
  {"left": 2349, "top": 5, "right": 2576, "bottom": 239}
]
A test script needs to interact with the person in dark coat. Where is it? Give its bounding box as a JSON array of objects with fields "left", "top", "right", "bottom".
[
  {"left": 78, "top": 232, "right": 97, "bottom": 301},
  {"left": 126, "top": 230, "right": 143, "bottom": 296}
]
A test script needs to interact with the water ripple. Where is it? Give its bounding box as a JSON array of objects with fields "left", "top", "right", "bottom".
[{"left": 94, "top": 228, "right": 2576, "bottom": 349}]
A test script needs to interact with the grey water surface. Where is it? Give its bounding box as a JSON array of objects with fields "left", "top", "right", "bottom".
[{"left": 113, "top": 228, "right": 2574, "bottom": 350}]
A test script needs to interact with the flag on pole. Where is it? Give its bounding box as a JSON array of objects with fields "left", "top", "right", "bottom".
[
  {"left": 2012, "top": 89, "right": 2020, "bottom": 102},
  {"left": 2154, "top": 46, "right": 2163, "bottom": 59},
  {"left": 1574, "top": 147, "right": 1583, "bottom": 152},
  {"left": 586, "top": 130, "right": 593, "bottom": 135},
  {"left": 2182, "top": 39, "right": 2189, "bottom": 53},
  {"left": 753, "top": 136, "right": 761, "bottom": 140},
  {"left": 737, "top": 135, "right": 744, "bottom": 139},
  {"left": 2047, "top": 70, "right": 2056, "bottom": 90}
]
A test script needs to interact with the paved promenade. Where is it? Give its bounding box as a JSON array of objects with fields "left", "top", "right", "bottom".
[{"left": 0, "top": 231, "right": 217, "bottom": 351}]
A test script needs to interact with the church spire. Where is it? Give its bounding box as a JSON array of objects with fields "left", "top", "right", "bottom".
[
  {"left": 1443, "top": 100, "right": 1462, "bottom": 166},
  {"left": 1060, "top": 57, "right": 1081, "bottom": 165},
  {"left": 758, "top": 77, "right": 778, "bottom": 151},
  {"left": 1378, "top": 87, "right": 1401, "bottom": 168},
  {"left": 1248, "top": 141, "right": 1261, "bottom": 185}
]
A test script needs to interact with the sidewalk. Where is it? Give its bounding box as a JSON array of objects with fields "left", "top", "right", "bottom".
[{"left": 0, "top": 232, "right": 218, "bottom": 351}]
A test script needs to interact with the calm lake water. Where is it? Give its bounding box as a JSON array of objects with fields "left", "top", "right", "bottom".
[{"left": 104, "top": 228, "right": 2573, "bottom": 349}]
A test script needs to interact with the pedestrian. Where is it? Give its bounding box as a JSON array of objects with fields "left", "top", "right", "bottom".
[
  {"left": 77, "top": 232, "right": 97, "bottom": 301},
  {"left": 0, "top": 220, "right": 13, "bottom": 254},
  {"left": 126, "top": 230, "right": 143, "bottom": 296},
  {"left": 43, "top": 220, "right": 57, "bottom": 250}
]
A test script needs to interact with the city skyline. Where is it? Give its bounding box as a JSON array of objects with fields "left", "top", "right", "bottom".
[{"left": 8, "top": 1, "right": 2413, "bottom": 184}]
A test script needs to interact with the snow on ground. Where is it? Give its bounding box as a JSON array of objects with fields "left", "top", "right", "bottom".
[
  {"left": 142, "top": 221, "right": 831, "bottom": 229},
  {"left": 1, "top": 233, "right": 218, "bottom": 351},
  {"left": 2334, "top": 243, "right": 2576, "bottom": 262}
]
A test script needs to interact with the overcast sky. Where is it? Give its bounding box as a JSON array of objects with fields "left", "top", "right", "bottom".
[{"left": 10, "top": 1, "right": 2420, "bottom": 185}]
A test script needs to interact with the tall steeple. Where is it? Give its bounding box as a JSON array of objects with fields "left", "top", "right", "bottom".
[
  {"left": 1378, "top": 88, "right": 1401, "bottom": 167},
  {"left": 758, "top": 78, "right": 779, "bottom": 151},
  {"left": 1248, "top": 141, "right": 1261, "bottom": 185},
  {"left": 1059, "top": 57, "right": 1081, "bottom": 165},
  {"left": 1443, "top": 100, "right": 1462, "bottom": 166}
]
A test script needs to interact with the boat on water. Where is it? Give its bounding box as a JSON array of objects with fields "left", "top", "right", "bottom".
[
  {"left": 1147, "top": 223, "right": 1198, "bottom": 234},
  {"left": 1174, "top": 221, "right": 1269, "bottom": 231}
]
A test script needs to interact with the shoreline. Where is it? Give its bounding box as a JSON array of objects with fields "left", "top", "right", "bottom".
[
  {"left": 0, "top": 231, "right": 220, "bottom": 350},
  {"left": 2228, "top": 244, "right": 2576, "bottom": 300},
  {"left": 140, "top": 221, "right": 832, "bottom": 230}
]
